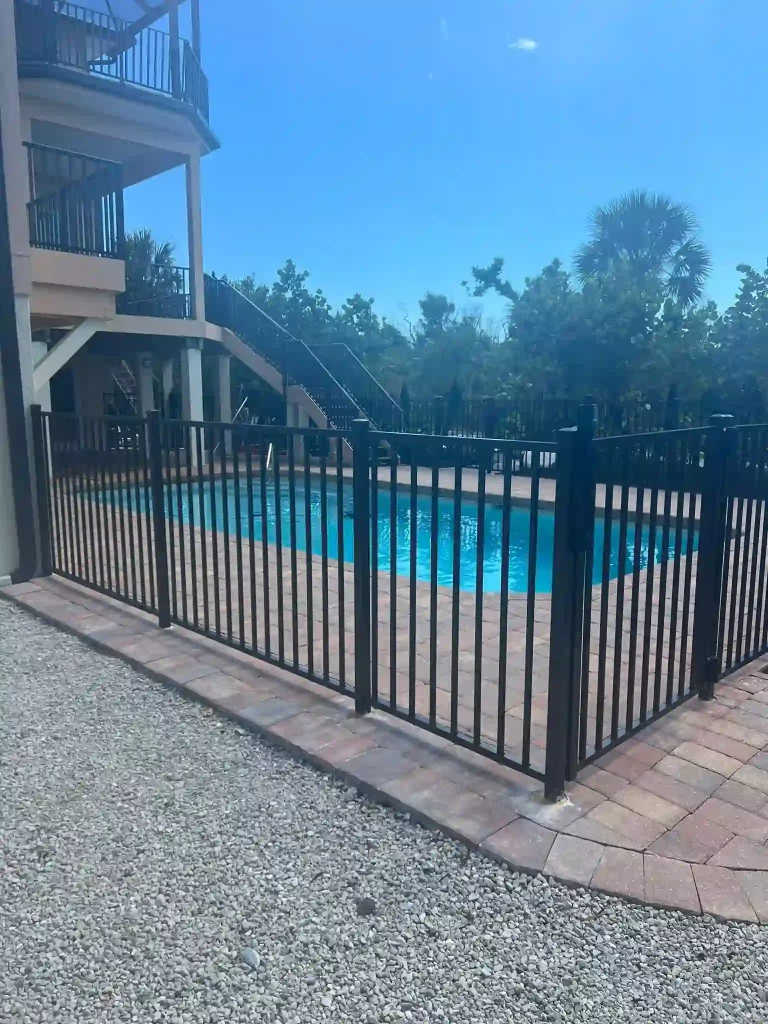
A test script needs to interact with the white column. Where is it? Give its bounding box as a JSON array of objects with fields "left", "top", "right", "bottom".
[
  {"left": 214, "top": 353, "right": 232, "bottom": 454},
  {"left": 287, "top": 400, "right": 309, "bottom": 460},
  {"left": 135, "top": 352, "right": 155, "bottom": 416},
  {"left": 181, "top": 342, "right": 204, "bottom": 466},
  {"left": 161, "top": 358, "right": 175, "bottom": 416},
  {"left": 214, "top": 354, "right": 232, "bottom": 422},
  {"left": 31, "top": 340, "right": 51, "bottom": 412},
  {"left": 186, "top": 152, "right": 205, "bottom": 322}
]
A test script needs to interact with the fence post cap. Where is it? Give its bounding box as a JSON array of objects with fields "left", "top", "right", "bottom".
[{"left": 708, "top": 413, "right": 735, "bottom": 426}]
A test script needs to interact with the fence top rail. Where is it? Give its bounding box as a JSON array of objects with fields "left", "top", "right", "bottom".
[
  {"left": 165, "top": 417, "right": 348, "bottom": 439},
  {"left": 371, "top": 429, "right": 559, "bottom": 453},
  {"left": 730, "top": 421, "right": 768, "bottom": 433},
  {"left": 23, "top": 140, "right": 122, "bottom": 169},
  {"left": 42, "top": 409, "right": 146, "bottom": 427},
  {"left": 592, "top": 425, "right": 713, "bottom": 447}
]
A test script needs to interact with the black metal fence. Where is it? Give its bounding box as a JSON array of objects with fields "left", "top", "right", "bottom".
[
  {"left": 402, "top": 394, "right": 766, "bottom": 444},
  {"left": 31, "top": 405, "right": 768, "bottom": 799},
  {"left": 117, "top": 266, "right": 192, "bottom": 318},
  {"left": 15, "top": 0, "right": 210, "bottom": 123}
]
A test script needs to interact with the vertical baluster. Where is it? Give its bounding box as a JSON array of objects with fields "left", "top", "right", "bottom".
[
  {"left": 408, "top": 458, "right": 418, "bottom": 719},
  {"left": 497, "top": 448, "right": 513, "bottom": 760},
  {"left": 303, "top": 438, "right": 315, "bottom": 677},
  {"left": 449, "top": 456, "right": 462, "bottom": 736},
  {"left": 523, "top": 450, "right": 540, "bottom": 765},
  {"left": 273, "top": 437, "right": 285, "bottom": 664}
]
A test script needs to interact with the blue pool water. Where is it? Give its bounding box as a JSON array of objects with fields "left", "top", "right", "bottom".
[{"left": 114, "top": 480, "right": 695, "bottom": 594}]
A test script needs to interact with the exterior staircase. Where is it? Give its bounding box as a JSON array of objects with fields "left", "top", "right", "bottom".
[
  {"left": 105, "top": 360, "right": 138, "bottom": 415},
  {"left": 309, "top": 343, "right": 403, "bottom": 431},
  {"left": 204, "top": 275, "right": 400, "bottom": 432}
]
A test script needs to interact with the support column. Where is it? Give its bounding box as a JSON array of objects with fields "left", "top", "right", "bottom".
[
  {"left": 135, "top": 352, "right": 154, "bottom": 417},
  {"left": 287, "top": 399, "right": 309, "bottom": 460},
  {"left": 31, "top": 340, "right": 51, "bottom": 412},
  {"left": 214, "top": 353, "right": 232, "bottom": 454},
  {"left": 161, "top": 358, "right": 175, "bottom": 417},
  {"left": 186, "top": 153, "right": 205, "bottom": 322},
  {"left": 181, "top": 341, "right": 204, "bottom": 466}
]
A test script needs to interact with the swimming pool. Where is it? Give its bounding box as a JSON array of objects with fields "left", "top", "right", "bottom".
[{"left": 113, "top": 479, "right": 695, "bottom": 594}]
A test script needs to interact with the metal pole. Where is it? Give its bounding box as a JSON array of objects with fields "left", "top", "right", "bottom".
[
  {"left": 168, "top": 0, "right": 182, "bottom": 98},
  {"left": 191, "top": 0, "right": 201, "bottom": 58},
  {"left": 30, "top": 405, "right": 52, "bottom": 576},
  {"left": 544, "top": 403, "right": 596, "bottom": 800},
  {"left": 352, "top": 418, "right": 372, "bottom": 714},
  {"left": 691, "top": 414, "right": 734, "bottom": 698},
  {"left": 147, "top": 410, "right": 172, "bottom": 628}
]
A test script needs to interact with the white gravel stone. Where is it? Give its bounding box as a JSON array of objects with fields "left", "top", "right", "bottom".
[{"left": 1, "top": 600, "right": 767, "bottom": 1023}]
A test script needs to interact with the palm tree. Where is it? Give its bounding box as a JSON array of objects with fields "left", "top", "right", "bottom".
[
  {"left": 575, "top": 190, "right": 711, "bottom": 305},
  {"left": 121, "top": 229, "right": 186, "bottom": 316}
]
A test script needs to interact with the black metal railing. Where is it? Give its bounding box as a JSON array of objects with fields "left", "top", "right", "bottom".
[
  {"left": 204, "top": 275, "right": 364, "bottom": 429},
  {"left": 402, "top": 394, "right": 767, "bottom": 444},
  {"left": 31, "top": 406, "right": 768, "bottom": 800},
  {"left": 15, "top": 0, "right": 210, "bottom": 123},
  {"left": 182, "top": 40, "right": 209, "bottom": 122},
  {"left": 717, "top": 421, "right": 768, "bottom": 675},
  {"left": 117, "top": 265, "right": 192, "bottom": 318},
  {"left": 311, "top": 343, "right": 403, "bottom": 431},
  {"left": 25, "top": 142, "right": 124, "bottom": 257}
]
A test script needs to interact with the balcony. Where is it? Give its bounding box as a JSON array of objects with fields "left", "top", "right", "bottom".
[
  {"left": 25, "top": 141, "right": 124, "bottom": 258},
  {"left": 116, "top": 264, "right": 192, "bottom": 319},
  {"left": 15, "top": 0, "right": 209, "bottom": 124}
]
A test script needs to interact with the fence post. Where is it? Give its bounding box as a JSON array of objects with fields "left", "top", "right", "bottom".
[
  {"left": 434, "top": 395, "right": 445, "bottom": 436},
  {"left": 545, "top": 402, "right": 596, "bottom": 800},
  {"left": 399, "top": 383, "right": 411, "bottom": 431},
  {"left": 664, "top": 395, "right": 680, "bottom": 432},
  {"left": 483, "top": 397, "right": 499, "bottom": 439},
  {"left": 352, "top": 418, "right": 372, "bottom": 714},
  {"left": 691, "top": 414, "right": 734, "bottom": 699},
  {"left": 30, "top": 404, "right": 53, "bottom": 577},
  {"left": 147, "top": 410, "right": 172, "bottom": 629}
]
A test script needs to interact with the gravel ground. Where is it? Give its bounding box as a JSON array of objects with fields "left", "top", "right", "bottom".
[{"left": 1, "top": 601, "right": 768, "bottom": 1024}]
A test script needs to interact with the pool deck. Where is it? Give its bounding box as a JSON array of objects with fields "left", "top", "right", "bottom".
[
  {"left": 7, "top": 567, "right": 768, "bottom": 924},
  {"left": 147, "top": 457, "right": 701, "bottom": 521}
]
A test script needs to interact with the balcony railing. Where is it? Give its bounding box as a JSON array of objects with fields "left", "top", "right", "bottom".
[
  {"left": 25, "top": 141, "right": 124, "bottom": 258},
  {"left": 116, "top": 265, "right": 192, "bottom": 319},
  {"left": 15, "top": 0, "right": 210, "bottom": 124}
]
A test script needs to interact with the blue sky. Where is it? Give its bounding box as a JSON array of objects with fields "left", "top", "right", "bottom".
[{"left": 126, "top": 0, "right": 768, "bottom": 326}]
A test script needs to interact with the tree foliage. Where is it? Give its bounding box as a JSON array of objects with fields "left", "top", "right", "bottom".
[
  {"left": 137, "top": 189, "right": 768, "bottom": 410},
  {"left": 574, "top": 190, "right": 711, "bottom": 306}
]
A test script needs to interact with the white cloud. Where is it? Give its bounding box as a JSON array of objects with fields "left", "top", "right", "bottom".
[{"left": 509, "top": 37, "right": 538, "bottom": 51}]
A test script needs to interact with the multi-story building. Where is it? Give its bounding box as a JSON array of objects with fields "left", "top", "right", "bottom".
[{"left": 0, "top": 0, "right": 390, "bottom": 584}]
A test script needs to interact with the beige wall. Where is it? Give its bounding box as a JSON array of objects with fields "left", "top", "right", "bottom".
[
  {"left": 30, "top": 250, "right": 125, "bottom": 321},
  {"left": 71, "top": 354, "right": 113, "bottom": 419}
]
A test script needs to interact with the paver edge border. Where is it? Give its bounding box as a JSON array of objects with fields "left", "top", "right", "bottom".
[{"left": 2, "top": 581, "right": 766, "bottom": 926}]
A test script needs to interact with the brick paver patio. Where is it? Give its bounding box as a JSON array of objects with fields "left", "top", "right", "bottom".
[
  {"left": 45, "top": 469, "right": 701, "bottom": 776},
  {"left": 5, "top": 574, "right": 768, "bottom": 922}
]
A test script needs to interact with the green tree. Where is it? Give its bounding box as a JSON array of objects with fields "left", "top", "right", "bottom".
[
  {"left": 122, "top": 229, "right": 185, "bottom": 315},
  {"left": 710, "top": 262, "right": 768, "bottom": 411},
  {"left": 574, "top": 190, "right": 711, "bottom": 305}
]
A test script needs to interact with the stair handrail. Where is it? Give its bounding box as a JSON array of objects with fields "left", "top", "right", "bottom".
[
  {"left": 204, "top": 274, "right": 367, "bottom": 428},
  {"left": 310, "top": 341, "right": 402, "bottom": 428}
]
